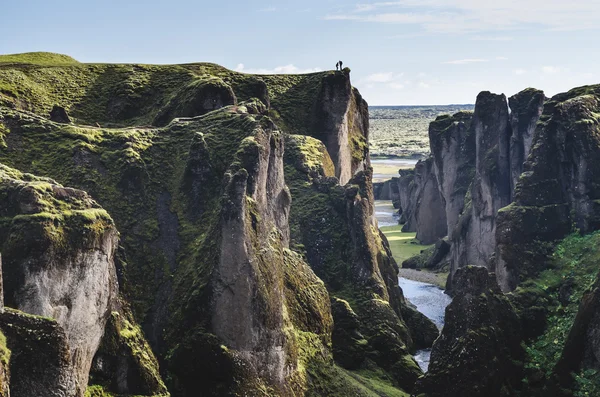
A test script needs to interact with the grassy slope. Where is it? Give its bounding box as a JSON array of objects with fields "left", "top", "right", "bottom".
[
  {"left": 380, "top": 226, "right": 431, "bottom": 264},
  {"left": 514, "top": 231, "right": 600, "bottom": 396}
]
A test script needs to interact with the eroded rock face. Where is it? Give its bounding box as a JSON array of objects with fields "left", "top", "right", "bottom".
[
  {"left": 415, "top": 266, "right": 524, "bottom": 397},
  {"left": 429, "top": 111, "right": 475, "bottom": 235},
  {"left": 313, "top": 71, "right": 369, "bottom": 184},
  {"left": 451, "top": 92, "right": 512, "bottom": 276},
  {"left": 442, "top": 89, "right": 544, "bottom": 292},
  {"left": 284, "top": 135, "right": 432, "bottom": 392},
  {"left": 0, "top": 308, "right": 78, "bottom": 397},
  {"left": 497, "top": 86, "right": 600, "bottom": 290},
  {"left": 212, "top": 127, "right": 292, "bottom": 389},
  {"left": 508, "top": 88, "right": 545, "bottom": 195},
  {"left": 554, "top": 271, "right": 600, "bottom": 384},
  {"left": 398, "top": 158, "right": 446, "bottom": 244},
  {"left": 0, "top": 164, "right": 118, "bottom": 396}
]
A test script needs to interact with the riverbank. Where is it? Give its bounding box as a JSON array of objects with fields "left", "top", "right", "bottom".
[
  {"left": 379, "top": 223, "right": 448, "bottom": 289},
  {"left": 398, "top": 269, "right": 447, "bottom": 289}
]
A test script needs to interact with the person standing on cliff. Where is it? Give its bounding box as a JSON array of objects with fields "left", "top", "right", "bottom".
[
  {"left": 339, "top": 60, "right": 343, "bottom": 70},
  {"left": 335, "top": 61, "right": 339, "bottom": 71}
]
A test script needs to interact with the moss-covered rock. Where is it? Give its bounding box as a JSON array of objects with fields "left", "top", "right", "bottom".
[
  {"left": 0, "top": 308, "right": 78, "bottom": 397},
  {"left": 497, "top": 85, "right": 600, "bottom": 290},
  {"left": 415, "top": 266, "right": 524, "bottom": 397},
  {"left": 0, "top": 163, "right": 119, "bottom": 396}
]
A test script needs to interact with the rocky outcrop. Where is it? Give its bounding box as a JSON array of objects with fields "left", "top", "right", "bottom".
[
  {"left": 49, "top": 104, "right": 71, "bottom": 123},
  {"left": 437, "top": 89, "right": 545, "bottom": 291},
  {"left": 0, "top": 164, "right": 119, "bottom": 396},
  {"left": 89, "top": 304, "right": 167, "bottom": 396},
  {"left": 415, "top": 266, "right": 524, "bottom": 397},
  {"left": 399, "top": 158, "right": 447, "bottom": 244},
  {"left": 285, "top": 134, "right": 434, "bottom": 392},
  {"left": 0, "top": 308, "right": 78, "bottom": 397},
  {"left": 373, "top": 177, "right": 399, "bottom": 203},
  {"left": 0, "top": 57, "right": 411, "bottom": 396},
  {"left": 429, "top": 111, "right": 475, "bottom": 235},
  {"left": 496, "top": 85, "right": 600, "bottom": 290},
  {"left": 153, "top": 77, "right": 237, "bottom": 126},
  {"left": 397, "top": 169, "right": 415, "bottom": 223},
  {"left": 508, "top": 88, "right": 545, "bottom": 195},
  {"left": 313, "top": 70, "right": 369, "bottom": 185},
  {"left": 450, "top": 92, "right": 512, "bottom": 276}
]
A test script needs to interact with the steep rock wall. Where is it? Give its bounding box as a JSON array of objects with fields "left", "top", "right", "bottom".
[
  {"left": 312, "top": 70, "right": 369, "bottom": 184},
  {"left": 398, "top": 158, "right": 446, "bottom": 244},
  {"left": 429, "top": 111, "right": 475, "bottom": 235},
  {"left": 285, "top": 135, "right": 435, "bottom": 392},
  {"left": 0, "top": 164, "right": 118, "bottom": 396},
  {"left": 497, "top": 85, "right": 600, "bottom": 290}
]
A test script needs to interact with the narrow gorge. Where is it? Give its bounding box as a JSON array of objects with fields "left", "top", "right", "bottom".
[{"left": 0, "top": 52, "right": 599, "bottom": 397}]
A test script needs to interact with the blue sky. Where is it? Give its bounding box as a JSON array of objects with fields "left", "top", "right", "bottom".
[{"left": 2, "top": 0, "right": 599, "bottom": 105}]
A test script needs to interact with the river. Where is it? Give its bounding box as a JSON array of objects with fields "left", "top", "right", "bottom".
[{"left": 374, "top": 197, "right": 451, "bottom": 372}]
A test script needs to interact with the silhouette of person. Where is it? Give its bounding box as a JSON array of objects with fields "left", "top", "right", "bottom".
[
  {"left": 339, "top": 60, "right": 343, "bottom": 70},
  {"left": 335, "top": 61, "right": 339, "bottom": 71}
]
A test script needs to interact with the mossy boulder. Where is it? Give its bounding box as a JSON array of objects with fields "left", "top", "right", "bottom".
[{"left": 415, "top": 266, "right": 524, "bottom": 397}]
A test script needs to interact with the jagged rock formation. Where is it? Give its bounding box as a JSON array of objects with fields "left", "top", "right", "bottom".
[
  {"left": 284, "top": 135, "right": 436, "bottom": 390},
  {"left": 497, "top": 85, "right": 600, "bottom": 290},
  {"left": 415, "top": 266, "right": 524, "bottom": 397},
  {"left": 397, "top": 158, "right": 446, "bottom": 244},
  {"left": 397, "top": 169, "right": 415, "bottom": 223},
  {"left": 311, "top": 70, "right": 369, "bottom": 185},
  {"left": 0, "top": 53, "right": 418, "bottom": 396},
  {"left": 428, "top": 111, "right": 475, "bottom": 236}
]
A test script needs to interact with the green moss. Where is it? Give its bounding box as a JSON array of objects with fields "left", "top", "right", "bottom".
[
  {"left": 0, "top": 52, "right": 79, "bottom": 66},
  {"left": 517, "top": 231, "right": 600, "bottom": 387},
  {"left": 0, "top": 331, "right": 10, "bottom": 367}
]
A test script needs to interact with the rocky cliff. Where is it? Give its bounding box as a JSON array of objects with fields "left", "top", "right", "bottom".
[
  {"left": 497, "top": 85, "right": 600, "bottom": 290},
  {"left": 0, "top": 163, "right": 164, "bottom": 397},
  {"left": 0, "top": 53, "right": 420, "bottom": 396},
  {"left": 396, "top": 159, "right": 447, "bottom": 244},
  {"left": 415, "top": 266, "right": 524, "bottom": 397}
]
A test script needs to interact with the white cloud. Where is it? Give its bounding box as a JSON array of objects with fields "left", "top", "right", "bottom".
[
  {"left": 470, "top": 36, "right": 514, "bottom": 41},
  {"left": 323, "top": 0, "right": 600, "bottom": 33},
  {"left": 496, "top": 56, "right": 509, "bottom": 60},
  {"left": 235, "top": 63, "right": 322, "bottom": 74},
  {"left": 389, "top": 82, "right": 405, "bottom": 90},
  {"left": 442, "top": 58, "right": 489, "bottom": 65},
  {"left": 364, "top": 72, "right": 403, "bottom": 83},
  {"left": 259, "top": 6, "right": 276, "bottom": 12},
  {"left": 418, "top": 82, "right": 431, "bottom": 88},
  {"left": 514, "top": 69, "right": 527, "bottom": 75},
  {"left": 542, "top": 66, "right": 561, "bottom": 74}
]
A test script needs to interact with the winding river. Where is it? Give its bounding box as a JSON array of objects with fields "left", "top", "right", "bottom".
[{"left": 374, "top": 183, "right": 451, "bottom": 372}]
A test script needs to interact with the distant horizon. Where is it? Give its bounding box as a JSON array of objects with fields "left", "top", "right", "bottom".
[{"left": 3, "top": 0, "right": 599, "bottom": 105}]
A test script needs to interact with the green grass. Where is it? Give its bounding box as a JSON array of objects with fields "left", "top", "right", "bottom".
[
  {"left": 0, "top": 52, "right": 79, "bottom": 66},
  {"left": 380, "top": 225, "right": 432, "bottom": 264}
]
